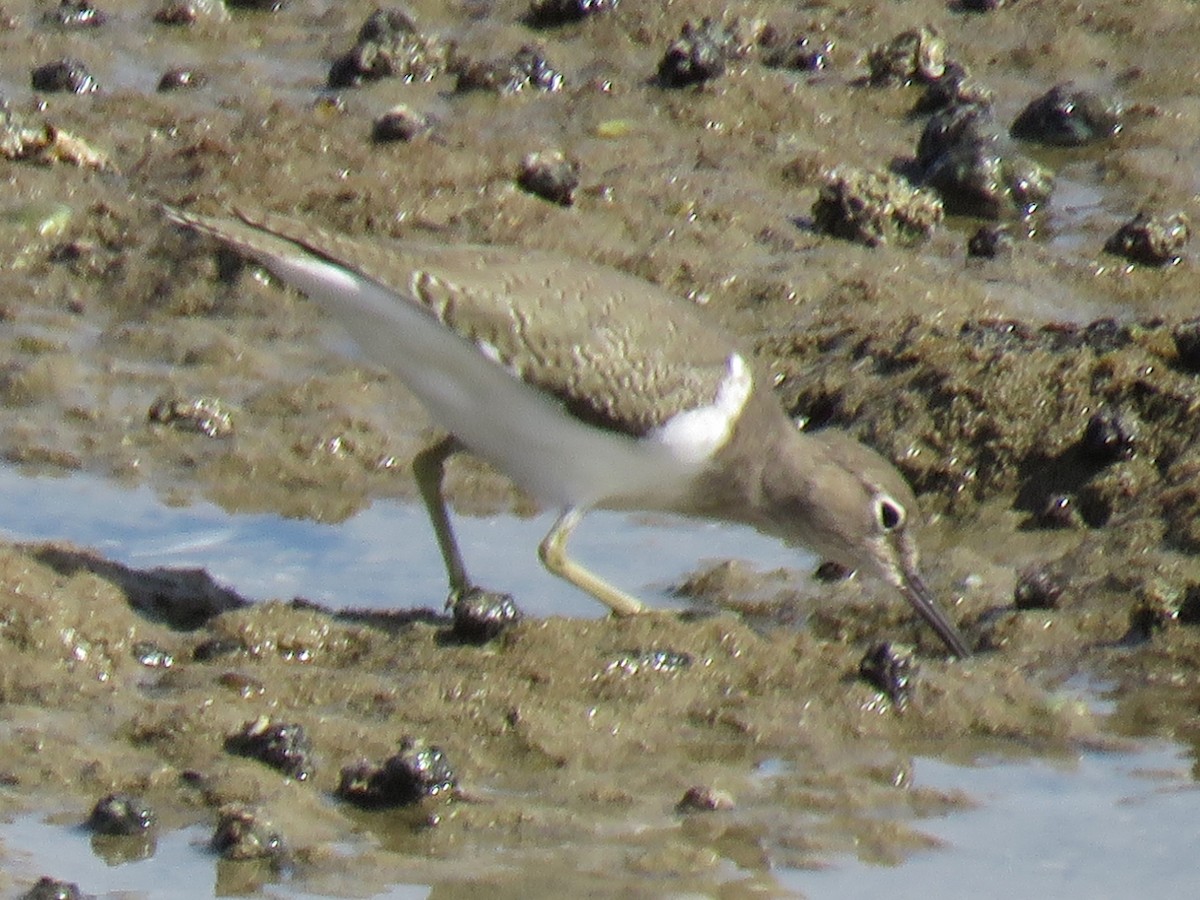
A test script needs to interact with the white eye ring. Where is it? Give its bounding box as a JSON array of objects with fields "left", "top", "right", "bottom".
[{"left": 876, "top": 496, "right": 905, "bottom": 531}]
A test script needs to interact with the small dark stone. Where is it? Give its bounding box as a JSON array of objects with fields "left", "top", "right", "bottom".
[
  {"left": 46, "top": 0, "right": 106, "bottom": 28},
  {"left": 225, "top": 0, "right": 287, "bottom": 9},
  {"left": 657, "top": 18, "right": 736, "bottom": 88},
  {"left": 131, "top": 640, "right": 173, "bottom": 668},
  {"left": 1011, "top": 83, "right": 1123, "bottom": 146},
  {"left": 1128, "top": 578, "right": 1186, "bottom": 637},
  {"left": 761, "top": 34, "right": 831, "bottom": 72},
  {"left": 524, "top": 0, "right": 617, "bottom": 28},
  {"left": 914, "top": 61, "right": 993, "bottom": 114},
  {"left": 517, "top": 150, "right": 580, "bottom": 206},
  {"left": 148, "top": 396, "right": 233, "bottom": 437},
  {"left": 1104, "top": 211, "right": 1189, "bottom": 266},
  {"left": 453, "top": 45, "right": 563, "bottom": 94},
  {"left": 20, "top": 877, "right": 83, "bottom": 900},
  {"left": 1036, "top": 493, "right": 1082, "bottom": 529},
  {"left": 226, "top": 717, "right": 314, "bottom": 780},
  {"left": 88, "top": 792, "right": 156, "bottom": 835},
  {"left": 1172, "top": 319, "right": 1200, "bottom": 372},
  {"left": 192, "top": 636, "right": 245, "bottom": 661},
  {"left": 31, "top": 58, "right": 98, "bottom": 93},
  {"left": 211, "top": 806, "right": 285, "bottom": 861},
  {"left": 859, "top": 642, "right": 915, "bottom": 709},
  {"left": 814, "top": 560, "right": 852, "bottom": 582},
  {"left": 337, "top": 739, "right": 456, "bottom": 808},
  {"left": 866, "top": 25, "right": 945, "bottom": 86},
  {"left": 157, "top": 67, "right": 206, "bottom": 91},
  {"left": 451, "top": 588, "right": 522, "bottom": 643},
  {"left": 371, "top": 104, "right": 430, "bottom": 142},
  {"left": 1081, "top": 407, "right": 1137, "bottom": 464},
  {"left": 1014, "top": 567, "right": 1066, "bottom": 610},
  {"left": 151, "top": 0, "right": 226, "bottom": 25},
  {"left": 915, "top": 102, "right": 995, "bottom": 170},
  {"left": 676, "top": 785, "right": 735, "bottom": 812},
  {"left": 958, "top": 0, "right": 1009, "bottom": 9},
  {"left": 967, "top": 224, "right": 1013, "bottom": 258},
  {"left": 328, "top": 7, "right": 446, "bottom": 89}
]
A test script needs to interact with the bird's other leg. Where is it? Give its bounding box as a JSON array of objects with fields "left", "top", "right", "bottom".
[
  {"left": 412, "top": 436, "right": 496, "bottom": 607},
  {"left": 538, "top": 507, "right": 645, "bottom": 616}
]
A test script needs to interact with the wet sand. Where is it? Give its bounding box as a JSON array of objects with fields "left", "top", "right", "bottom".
[{"left": 2, "top": 0, "right": 1200, "bottom": 894}]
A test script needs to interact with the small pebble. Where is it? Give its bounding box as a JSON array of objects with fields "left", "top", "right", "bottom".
[
  {"left": 31, "top": 58, "right": 98, "bottom": 93},
  {"left": 337, "top": 738, "right": 456, "bottom": 808},
  {"left": 88, "top": 792, "right": 156, "bottom": 835},
  {"left": 451, "top": 588, "right": 522, "bottom": 643},
  {"left": 657, "top": 18, "right": 736, "bottom": 88},
  {"left": 1037, "top": 494, "right": 1082, "bottom": 529},
  {"left": 226, "top": 716, "right": 315, "bottom": 780},
  {"left": 157, "top": 67, "right": 206, "bottom": 91},
  {"left": 517, "top": 150, "right": 580, "bottom": 206},
  {"left": 1104, "top": 211, "right": 1189, "bottom": 266},
  {"left": 1013, "top": 567, "right": 1066, "bottom": 610},
  {"left": 676, "top": 785, "right": 735, "bottom": 812},
  {"left": 20, "top": 878, "right": 83, "bottom": 900},
  {"left": 1011, "top": 83, "right": 1122, "bottom": 146},
  {"left": 131, "top": 640, "right": 174, "bottom": 668},
  {"left": 46, "top": 0, "right": 106, "bottom": 28},
  {"left": 211, "top": 806, "right": 285, "bottom": 861},
  {"left": 371, "top": 104, "right": 430, "bottom": 143},
  {"left": 148, "top": 396, "right": 233, "bottom": 438},
  {"left": 866, "top": 25, "right": 945, "bottom": 86},
  {"left": 525, "top": 0, "right": 618, "bottom": 28},
  {"left": 1080, "top": 407, "right": 1137, "bottom": 464},
  {"left": 967, "top": 224, "right": 1013, "bottom": 258},
  {"left": 1171, "top": 319, "right": 1200, "bottom": 372},
  {"left": 859, "top": 642, "right": 915, "bottom": 710}
]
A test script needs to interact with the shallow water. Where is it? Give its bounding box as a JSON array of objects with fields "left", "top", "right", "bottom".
[{"left": 0, "top": 465, "right": 810, "bottom": 619}]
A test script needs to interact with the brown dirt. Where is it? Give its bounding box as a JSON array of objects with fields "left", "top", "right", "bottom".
[{"left": 1, "top": 0, "right": 1199, "bottom": 894}]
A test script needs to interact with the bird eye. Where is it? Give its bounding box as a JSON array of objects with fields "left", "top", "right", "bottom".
[{"left": 876, "top": 496, "right": 905, "bottom": 531}]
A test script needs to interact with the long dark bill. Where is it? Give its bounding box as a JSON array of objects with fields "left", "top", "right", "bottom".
[{"left": 900, "top": 572, "right": 972, "bottom": 659}]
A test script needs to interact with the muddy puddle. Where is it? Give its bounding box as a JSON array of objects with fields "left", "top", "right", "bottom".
[{"left": 2, "top": 0, "right": 1200, "bottom": 896}]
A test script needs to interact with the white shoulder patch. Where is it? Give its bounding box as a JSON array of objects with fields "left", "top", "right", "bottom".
[{"left": 647, "top": 353, "right": 752, "bottom": 466}]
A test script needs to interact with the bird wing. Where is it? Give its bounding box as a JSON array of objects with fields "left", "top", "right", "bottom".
[{"left": 167, "top": 207, "right": 744, "bottom": 437}]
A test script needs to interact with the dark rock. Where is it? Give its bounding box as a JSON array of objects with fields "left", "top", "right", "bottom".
[
  {"left": 1104, "top": 211, "right": 1189, "bottom": 266},
  {"left": 225, "top": 717, "right": 314, "bottom": 780},
  {"left": 450, "top": 587, "right": 522, "bottom": 642},
  {"left": 657, "top": 18, "right": 737, "bottom": 88},
  {"left": 1011, "top": 83, "right": 1123, "bottom": 146},
  {"left": 524, "top": 0, "right": 617, "bottom": 28},
  {"left": 517, "top": 150, "right": 580, "bottom": 206},
  {"left": 1014, "top": 567, "right": 1066, "bottom": 610},
  {"left": 45, "top": 0, "right": 106, "bottom": 28},
  {"left": 31, "top": 58, "right": 98, "bottom": 93},
  {"left": 157, "top": 67, "right": 206, "bottom": 91},
  {"left": 859, "top": 642, "right": 915, "bottom": 710},
  {"left": 967, "top": 224, "right": 1013, "bottom": 258},
  {"left": 1081, "top": 407, "right": 1137, "bottom": 464},
  {"left": 88, "top": 792, "right": 156, "bottom": 835},
  {"left": 337, "top": 739, "right": 456, "bottom": 808},
  {"left": 453, "top": 45, "right": 563, "bottom": 94}
]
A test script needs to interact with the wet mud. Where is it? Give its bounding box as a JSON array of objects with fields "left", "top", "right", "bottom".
[{"left": 1, "top": 0, "right": 1200, "bottom": 894}]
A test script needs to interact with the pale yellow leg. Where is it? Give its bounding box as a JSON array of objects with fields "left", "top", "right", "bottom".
[{"left": 538, "top": 507, "right": 645, "bottom": 617}]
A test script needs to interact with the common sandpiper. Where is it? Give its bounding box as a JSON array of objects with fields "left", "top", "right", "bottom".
[{"left": 166, "top": 207, "right": 971, "bottom": 658}]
